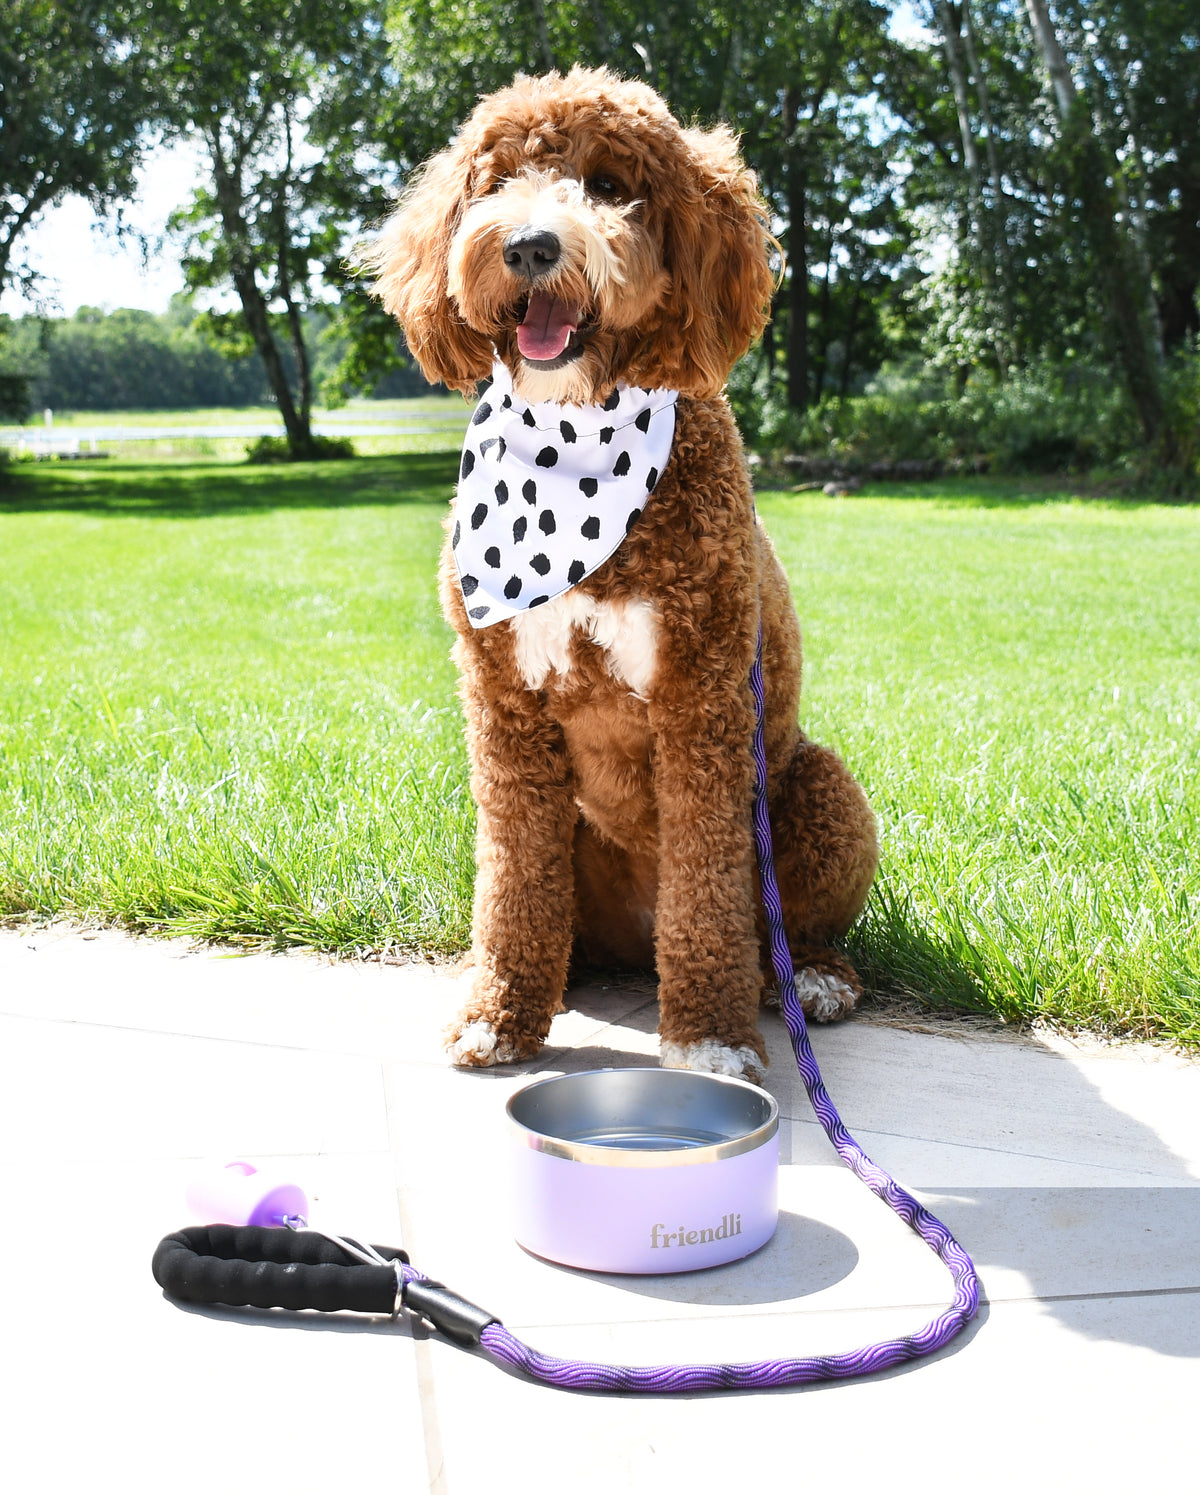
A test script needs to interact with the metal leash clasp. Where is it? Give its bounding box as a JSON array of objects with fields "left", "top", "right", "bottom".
[{"left": 283, "top": 1214, "right": 407, "bottom": 1316}]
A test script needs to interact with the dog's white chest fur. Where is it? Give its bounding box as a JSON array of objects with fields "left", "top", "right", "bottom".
[{"left": 510, "top": 593, "right": 659, "bottom": 696}]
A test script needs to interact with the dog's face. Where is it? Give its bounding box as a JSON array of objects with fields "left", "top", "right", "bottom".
[{"left": 368, "top": 67, "right": 776, "bottom": 403}]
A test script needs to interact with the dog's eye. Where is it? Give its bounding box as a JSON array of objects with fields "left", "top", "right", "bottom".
[{"left": 587, "top": 173, "right": 627, "bottom": 201}]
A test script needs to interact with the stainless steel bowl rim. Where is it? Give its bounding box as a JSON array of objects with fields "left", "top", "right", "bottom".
[{"left": 506, "top": 1067, "right": 779, "bottom": 1168}]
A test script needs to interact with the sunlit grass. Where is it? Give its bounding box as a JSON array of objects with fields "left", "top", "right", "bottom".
[
  {"left": 759, "top": 487, "right": 1199, "bottom": 1045},
  {"left": 0, "top": 453, "right": 473, "bottom": 951},
  {"left": 1, "top": 461, "right": 1196, "bottom": 1045}
]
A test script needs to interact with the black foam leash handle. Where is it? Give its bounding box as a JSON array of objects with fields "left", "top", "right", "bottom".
[
  {"left": 152, "top": 1225, "right": 404, "bottom": 1315},
  {"left": 152, "top": 1225, "right": 500, "bottom": 1345}
]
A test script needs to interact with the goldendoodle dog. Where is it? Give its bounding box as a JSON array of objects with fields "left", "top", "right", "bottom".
[{"left": 369, "top": 66, "right": 878, "bottom": 1082}]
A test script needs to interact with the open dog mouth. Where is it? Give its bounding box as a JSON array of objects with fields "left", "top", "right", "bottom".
[{"left": 514, "top": 289, "right": 590, "bottom": 367}]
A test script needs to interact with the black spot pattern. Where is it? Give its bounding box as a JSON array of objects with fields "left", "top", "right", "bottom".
[{"left": 455, "top": 369, "right": 676, "bottom": 627}]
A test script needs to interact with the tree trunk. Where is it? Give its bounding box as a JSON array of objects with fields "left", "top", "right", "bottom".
[
  {"left": 812, "top": 224, "right": 837, "bottom": 404},
  {"left": 783, "top": 89, "right": 809, "bottom": 412},
  {"left": 1023, "top": 0, "right": 1074, "bottom": 118},
  {"left": 1023, "top": 0, "right": 1166, "bottom": 447},
  {"left": 838, "top": 277, "right": 863, "bottom": 401},
  {"left": 717, "top": 26, "right": 743, "bottom": 121},
  {"left": 527, "top": 0, "right": 555, "bottom": 71},
  {"left": 961, "top": 0, "right": 1015, "bottom": 364},
  {"left": 785, "top": 161, "right": 809, "bottom": 411},
  {"left": 936, "top": 2, "right": 982, "bottom": 186},
  {"left": 585, "top": 0, "right": 611, "bottom": 62},
  {"left": 209, "top": 135, "right": 314, "bottom": 457},
  {"left": 1071, "top": 18, "right": 1163, "bottom": 366},
  {"left": 938, "top": 0, "right": 1008, "bottom": 371},
  {"left": 276, "top": 109, "right": 313, "bottom": 434}
]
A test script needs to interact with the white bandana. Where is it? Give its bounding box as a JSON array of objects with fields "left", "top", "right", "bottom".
[{"left": 451, "top": 361, "right": 677, "bottom": 627}]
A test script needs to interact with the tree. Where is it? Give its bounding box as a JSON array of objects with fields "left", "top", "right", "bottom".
[
  {"left": 0, "top": 2, "right": 158, "bottom": 294},
  {"left": 1022, "top": 0, "right": 1166, "bottom": 444},
  {"left": 144, "top": 1, "right": 391, "bottom": 457},
  {"left": 368, "top": 0, "right": 912, "bottom": 411}
]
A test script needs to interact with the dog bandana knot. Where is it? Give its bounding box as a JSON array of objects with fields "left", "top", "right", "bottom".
[{"left": 452, "top": 361, "right": 677, "bottom": 627}]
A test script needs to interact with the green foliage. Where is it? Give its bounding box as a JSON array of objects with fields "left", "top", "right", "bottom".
[
  {"left": 0, "top": 371, "right": 31, "bottom": 423},
  {"left": 0, "top": 2, "right": 160, "bottom": 292},
  {"left": 756, "top": 356, "right": 1146, "bottom": 473},
  {"left": 245, "top": 433, "right": 356, "bottom": 463},
  {"left": 316, "top": 282, "right": 427, "bottom": 407},
  {"left": 144, "top": 1, "right": 397, "bottom": 453},
  {"left": 2, "top": 300, "right": 274, "bottom": 411},
  {"left": 4, "top": 0, "right": 1198, "bottom": 476}
]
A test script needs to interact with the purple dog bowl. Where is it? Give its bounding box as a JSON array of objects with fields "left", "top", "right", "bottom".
[{"left": 507, "top": 1068, "right": 779, "bottom": 1274}]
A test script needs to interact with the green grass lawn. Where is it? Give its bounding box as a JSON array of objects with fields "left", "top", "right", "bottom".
[{"left": 2, "top": 456, "right": 1197, "bottom": 1046}]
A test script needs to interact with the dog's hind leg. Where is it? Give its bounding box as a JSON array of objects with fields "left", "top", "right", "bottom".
[{"left": 764, "top": 735, "right": 878, "bottom": 1021}]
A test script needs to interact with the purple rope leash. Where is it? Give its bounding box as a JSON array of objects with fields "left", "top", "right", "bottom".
[{"left": 404, "top": 627, "right": 980, "bottom": 1393}]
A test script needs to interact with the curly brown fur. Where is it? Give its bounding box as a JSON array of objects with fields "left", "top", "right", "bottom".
[{"left": 368, "top": 66, "right": 878, "bottom": 1080}]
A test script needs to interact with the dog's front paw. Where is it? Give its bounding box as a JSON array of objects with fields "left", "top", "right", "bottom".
[
  {"left": 795, "top": 969, "right": 858, "bottom": 1023},
  {"left": 659, "top": 1038, "right": 767, "bottom": 1086},
  {"left": 446, "top": 1018, "right": 520, "bottom": 1068}
]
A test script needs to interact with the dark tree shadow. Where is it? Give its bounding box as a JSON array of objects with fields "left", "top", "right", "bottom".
[{"left": 0, "top": 452, "right": 459, "bottom": 518}]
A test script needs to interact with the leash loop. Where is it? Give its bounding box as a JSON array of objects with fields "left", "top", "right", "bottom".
[{"left": 153, "top": 623, "right": 980, "bottom": 1392}]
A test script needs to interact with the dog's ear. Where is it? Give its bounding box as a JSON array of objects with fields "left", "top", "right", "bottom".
[
  {"left": 648, "top": 126, "right": 777, "bottom": 397},
  {"left": 366, "top": 140, "right": 495, "bottom": 394}
]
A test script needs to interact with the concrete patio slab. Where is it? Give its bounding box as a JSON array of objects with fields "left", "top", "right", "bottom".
[{"left": 1, "top": 923, "right": 1196, "bottom": 1495}]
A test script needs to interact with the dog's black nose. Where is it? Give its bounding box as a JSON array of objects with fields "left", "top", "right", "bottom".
[{"left": 503, "top": 227, "right": 561, "bottom": 279}]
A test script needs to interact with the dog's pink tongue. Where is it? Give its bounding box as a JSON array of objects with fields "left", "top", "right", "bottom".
[{"left": 517, "top": 290, "right": 579, "bottom": 361}]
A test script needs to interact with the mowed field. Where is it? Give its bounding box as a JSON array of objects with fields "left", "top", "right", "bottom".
[
  {"left": 0, "top": 395, "right": 470, "bottom": 461},
  {"left": 1, "top": 450, "right": 1197, "bottom": 1046}
]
